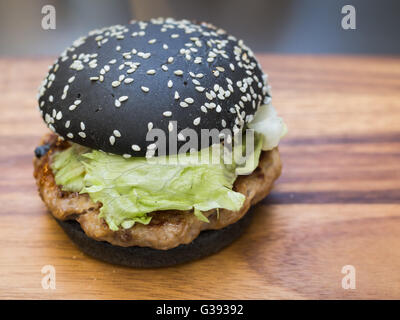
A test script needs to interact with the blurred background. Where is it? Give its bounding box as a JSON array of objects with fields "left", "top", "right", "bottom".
[{"left": 0, "top": 0, "right": 399, "bottom": 56}]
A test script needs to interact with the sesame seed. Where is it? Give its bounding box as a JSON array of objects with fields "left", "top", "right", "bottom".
[
  {"left": 56, "top": 111, "right": 62, "bottom": 120},
  {"left": 131, "top": 144, "right": 141, "bottom": 151},
  {"left": 112, "top": 81, "right": 121, "bottom": 87},
  {"left": 90, "top": 76, "right": 99, "bottom": 81},
  {"left": 180, "top": 102, "right": 188, "bottom": 108},
  {"left": 146, "top": 151, "right": 155, "bottom": 159},
  {"left": 115, "top": 99, "right": 121, "bottom": 107},
  {"left": 163, "top": 111, "right": 172, "bottom": 117},
  {"left": 168, "top": 122, "right": 174, "bottom": 132},
  {"left": 109, "top": 136, "right": 116, "bottom": 145},
  {"left": 184, "top": 97, "right": 194, "bottom": 104},
  {"left": 147, "top": 143, "right": 157, "bottom": 150},
  {"left": 163, "top": 44, "right": 168, "bottom": 49},
  {"left": 174, "top": 91, "right": 180, "bottom": 99},
  {"left": 78, "top": 132, "right": 86, "bottom": 138},
  {"left": 65, "top": 120, "right": 70, "bottom": 128},
  {"left": 195, "top": 86, "right": 205, "bottom": 92},
  {"left": 147, "top": 69, "right": 156, "bottom": 75},
  {"left": 124, "top": 78, "right": 134, "bottom": 84},
  {"left": 148, "top": 122, "right": 153, "bottom": 131},
  {"left": 69, "top": 105, "right": 77, "bottom": 111},
  {"left": 161, "top": 65, "right": 168, "bottom": 71},
  {"left": 148, "top": 39, "right": 156, "bottom": 44},
  {"left": 206, "top": 92, "right": 214, "bottom": 100},
  {"left": 141, "top": 86, "right": 149, "bottom": 92},
  {"left": 167, "top": 57, "right": 174, "bottom": 63},
  {"left": 123, "top": 154, "right": 131, "bottom": 158},
  {"left": 119, "top": 96, "right": 128, "bottom": 102},
  {"left": 113, "top": 130, "right": 121, "bottom": 137},
  {"left": 167, "top": 80, "right": 173, "bottom": 88},
  {"left": 178, "top": 133, "right": 185, "bottom": 141},
  {"left": 80, "top": 122, "right": 85, "bottom": 130},
  {"left": 174, "top": 70, "right": 183, "bottom": 76},
  {"left": 67, "top": 133, "right": 74, "bottom": 138},
  {"left": 68, "top": 76, "right": 75, "bottom": 83},
  {"left": 171, "top": 34, "right": 179, "bottom": 38},
  {"left": 193, "top": 117, "right": 201, "bottom": 126}
]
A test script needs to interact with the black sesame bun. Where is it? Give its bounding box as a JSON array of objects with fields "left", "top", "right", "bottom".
[{"left": 37, "top": 18, "right": 269, "bottom": 156}]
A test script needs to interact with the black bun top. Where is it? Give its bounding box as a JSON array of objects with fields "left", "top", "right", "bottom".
[{"left": 38, "top": 18, "right": 270, "bottom": 157}]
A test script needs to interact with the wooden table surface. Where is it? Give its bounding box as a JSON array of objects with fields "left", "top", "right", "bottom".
[{"left": 1, "top": 55, "right": 400, "bottom": 299}]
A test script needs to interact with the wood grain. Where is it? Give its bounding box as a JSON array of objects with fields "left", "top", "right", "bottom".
[{"left": 0, "top": 55, "right": 400, "bottom": 299}]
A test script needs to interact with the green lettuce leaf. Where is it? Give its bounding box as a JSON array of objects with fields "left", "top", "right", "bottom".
[
  {"left": 51, "top": 137, "right": 263, "bottom": 231},
  {"left": 248, "top": 103, "right": 288, "bottom": 150}
]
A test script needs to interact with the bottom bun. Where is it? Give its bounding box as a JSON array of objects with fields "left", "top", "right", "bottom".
[{"left": 56, "top": 210, "right": 254, "bottom": 268}]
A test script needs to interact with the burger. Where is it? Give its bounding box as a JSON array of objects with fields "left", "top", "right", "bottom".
[{"left": 33, "top": 18, "right": 287, "bottom": 267}]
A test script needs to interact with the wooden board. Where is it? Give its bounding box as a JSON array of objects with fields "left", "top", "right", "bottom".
[{"left": 1, "top": 55, "right": 400, "bottom": 299}]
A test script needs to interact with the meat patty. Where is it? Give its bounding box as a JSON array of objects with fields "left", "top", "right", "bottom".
[{"left": 33, "top": 133, "right": 282, "bottom": 250}]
